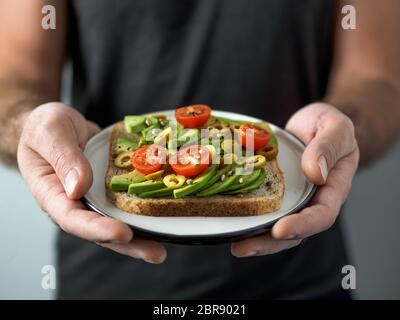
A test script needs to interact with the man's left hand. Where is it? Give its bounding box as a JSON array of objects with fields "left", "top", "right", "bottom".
[{"left": 231, "top": 103, "right": 359, "bottom": 257}]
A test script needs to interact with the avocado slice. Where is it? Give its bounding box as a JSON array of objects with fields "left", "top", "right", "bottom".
[
  {"left": 142, "top": 124, "right": 161, "bottom": 143},
  {"left": 139, "top": 187, "right": 173, "bottom": 198},
  {"left": 196, "top": 165, "right": 233, "bottom": 193},
  {"left": 109, "top": 170, "right": 146, "bottom": 192},
  {"left": 223, "top": 169, "right": 266, "bottom": 195},
  {"left": 145, "top": 117, "right": 159, "bottom": 127},
  {"left": 114, "top": 137, "right": 139, "bottom": 153},
  {"left": 223, "top": 169, "right": 261, "bottom": 192},
  {"left": 173, "top": 165, "right": 218, "bottom": 199},
  {"left": 177, "top": 129, "right": 200, "bottom": 147},
  {"left": 124, "top": 115, "right": 146, "bottom": 133},
  {"left": 128, "top": 180, "right": 165, "bottom": 195},
  {"left": 269, "top": 133, "right": 278, "bottom": 146},
  {"left": 196, "top": 171, "right": 241, "bottom": 197}
]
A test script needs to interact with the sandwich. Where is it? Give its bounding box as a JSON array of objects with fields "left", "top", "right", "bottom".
[{"left": 105, "top": 105, "right": 284, "bottom": 216}]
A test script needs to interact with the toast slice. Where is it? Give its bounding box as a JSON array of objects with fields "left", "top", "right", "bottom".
[{"left": 105, "top": 122, "right": 284, "bottom": 216}]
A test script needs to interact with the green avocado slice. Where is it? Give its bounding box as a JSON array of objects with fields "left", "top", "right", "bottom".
[
  {"left": 109, "top": 171, "right": 146, "bottom": 192},
  {"left": 195, "top": 165, "right": 233, "bottom": 193},
  {"left": 173, "top": 165, "right": 218, "bottom": 199},
  {"left": 177, "top": 129, "right": 200, "bottom": 147},
  {"left": 139, "top": 187, "right": 173, "bottom": 198},
  {"left": 124, "top": 115, "right": 146, "bottom": 133},
  {"left": 223, "top": 169, "right": 261, "bottom": 192},
  {"left": 128, "top": 180, "right": 165, "bottom": 195},
  {"left": 114, "top": 137, "right": 139, "bottom": 153},
  {"left": 196, "top": 172, "right": 241, "bottom": 197},
  {"left": 223, "top": 169, "right": 266, "bottom": 195},
  {"left": 269, "top": 134, "right": 278, "bottom": 146}
]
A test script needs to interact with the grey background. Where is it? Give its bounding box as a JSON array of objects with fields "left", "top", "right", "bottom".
[{"left": 1, "top": 138, "right": 399, "bottom": 300}]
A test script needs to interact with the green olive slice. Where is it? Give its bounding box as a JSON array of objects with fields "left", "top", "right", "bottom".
[
  {"left": 163, "top": 174, "right": 186, "bottom": 189},
  {"left": 114, "top": 151, "right": 134, "bottom": 168}
]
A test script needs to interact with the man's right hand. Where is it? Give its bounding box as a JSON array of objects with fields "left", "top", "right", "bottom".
[{"left": 17, "top": 102, "right": 166, "bottom": 263}]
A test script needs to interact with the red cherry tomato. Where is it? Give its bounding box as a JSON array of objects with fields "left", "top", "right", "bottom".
[
  {"left": 169, "top": 145, "right": 210, "bottom": 178},
  {"left": 238, "top": 124, "right": 270, "bottom": 150},
  {"left": 175, "top": 105, "right": 212, "bottom": 128},
  {"left": 131, "top": 145, "right": 167, "bottom": 174}
]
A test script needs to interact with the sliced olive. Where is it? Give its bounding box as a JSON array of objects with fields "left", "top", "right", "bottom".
[
  {"left": 244, "top": 155, "right": 266, "bottom": 169},
  {"left": 256, "top": 144, "right": 278, "bottom": 161},
  {"left": 144, "top": 170, "right": 165, "bottom": 181},
  {"left": 163, "top": 174, "right": 186, "bottom": 189},
  {"left": 114, "top": 151, "right": 134, "bottom": 168}
]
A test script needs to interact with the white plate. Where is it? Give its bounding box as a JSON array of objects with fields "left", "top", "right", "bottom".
[{"left": 83, "top": 110, "right": 316, "bottom": 244}]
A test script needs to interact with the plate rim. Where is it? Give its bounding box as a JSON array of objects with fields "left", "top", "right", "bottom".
[{"left": 82, "top": 110, "right": 317, "bottom": 244}]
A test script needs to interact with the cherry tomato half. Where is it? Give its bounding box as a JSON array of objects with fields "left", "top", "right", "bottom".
[
  {"left": 175, "top": 104, "right": 212, "bottom": 128},
  {"left": 131, "top": 145, "right": 167, "bottom": 174},
  {"left": 169, "top": 145, "right": 210, "bottom": 178},
  {"left": 238, "top": 124, "right": 270, "bottom": 150}
]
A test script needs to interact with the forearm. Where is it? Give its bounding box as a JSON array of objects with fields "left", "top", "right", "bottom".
[
  {"left": 0, "top": 80, "right": 55, "bottom": 165},
  {"left": 325, "top": 77, "right": 400, "bottom": 166}
]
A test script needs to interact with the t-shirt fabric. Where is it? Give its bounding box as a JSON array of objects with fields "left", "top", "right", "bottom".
[{"left": 57, "top": 0, "right": 349, "bottom": 299}]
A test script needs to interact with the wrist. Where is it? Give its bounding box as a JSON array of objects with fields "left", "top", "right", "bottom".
[{"left": 0, "top": 101, "right": 44, "bottom": 166}]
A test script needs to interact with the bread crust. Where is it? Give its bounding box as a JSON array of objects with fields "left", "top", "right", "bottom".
[{"left": 105, "top": 122, "right": 284, "bottom": 216}]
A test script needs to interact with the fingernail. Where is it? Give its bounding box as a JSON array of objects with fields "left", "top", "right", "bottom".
[
  {"left": 236, "top": 250, "right": 258, "bottom": 258},
  {"left": 286, "top": 234, "right": 298, "bottom": 240},
  {"left": 65, "top": 168, "right": 78, "bottom": 196},
  {"left": 318, "top": 156, "right": 328, "bottom": 183},
  {"left": 144, "top": 255, "right": 166, "bottom": 264}
]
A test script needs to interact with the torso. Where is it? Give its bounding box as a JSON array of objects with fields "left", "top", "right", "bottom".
[{"left": 58, "top": 0, "right": 349, "bottom": 299}]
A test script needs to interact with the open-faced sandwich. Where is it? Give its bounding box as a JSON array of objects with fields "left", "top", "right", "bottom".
[{"left": 105, "top": 105, "right": 284, "bottom": 216}]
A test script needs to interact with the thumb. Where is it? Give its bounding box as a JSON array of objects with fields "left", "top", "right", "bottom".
[
  {"left": 301, "top": 139, "right": 336, "bottom": 185},
  {"left": 60, "top": 146, "right": 94, "bottom": 199},
  {"left": 61, "top": 121, "right": 100, "bottom": 198},
  {"left": 27, "top": 115, "right": 95, "bottom": 200},
  {"left": 86, "top": 120, "right": 101, "bottom": 138},
  {"left": 300, "top": 116, "right": 357, "bottom": 185},
  {"left": 285, "top": 103, "right": 357, "bottom": 185}
]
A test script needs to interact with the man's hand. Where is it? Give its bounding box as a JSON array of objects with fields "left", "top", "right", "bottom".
[
  {"left": 17, "top": 102, "right": 166, "bottom": 263},
  {"left": 231, "top": 103, "right": 359, "bottom": 257}
]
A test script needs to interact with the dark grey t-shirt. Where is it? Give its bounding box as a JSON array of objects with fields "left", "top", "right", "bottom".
[{"left": 58, "top": 0, "right": 348, "bottom": 299}]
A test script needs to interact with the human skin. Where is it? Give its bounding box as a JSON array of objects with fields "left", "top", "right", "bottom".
[{"left": 1, "top": 0, "right": 400, "bottom": 262}]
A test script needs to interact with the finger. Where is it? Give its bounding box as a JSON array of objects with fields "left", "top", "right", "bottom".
[
  {"left": 18, "top": 147, "right": 133, "bottom": 243},
  {"left": 301, "top": 115, "right": 357, "bottom": 185},
  {"left": 272, "top": 149, "right": 359, "bottom": 240},
  {"left": 97, "top": 238, "right": 167, "bottom": 264},
  {"left": 44, "top": 180, "right": 134, "bottom": 243},
  {"left": 286, "top": 103, "right": 357, "bottom": 184},
  {"left": 25, "top": 107, "right": 95, "bottom": 199},
  {"left": 231, "top": 233, "right": 302, "bottom": 257}
]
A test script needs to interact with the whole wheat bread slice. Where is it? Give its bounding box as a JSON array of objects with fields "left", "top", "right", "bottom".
[{"left": 105, "top": 122, "right": 284, "bottom": 216}]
